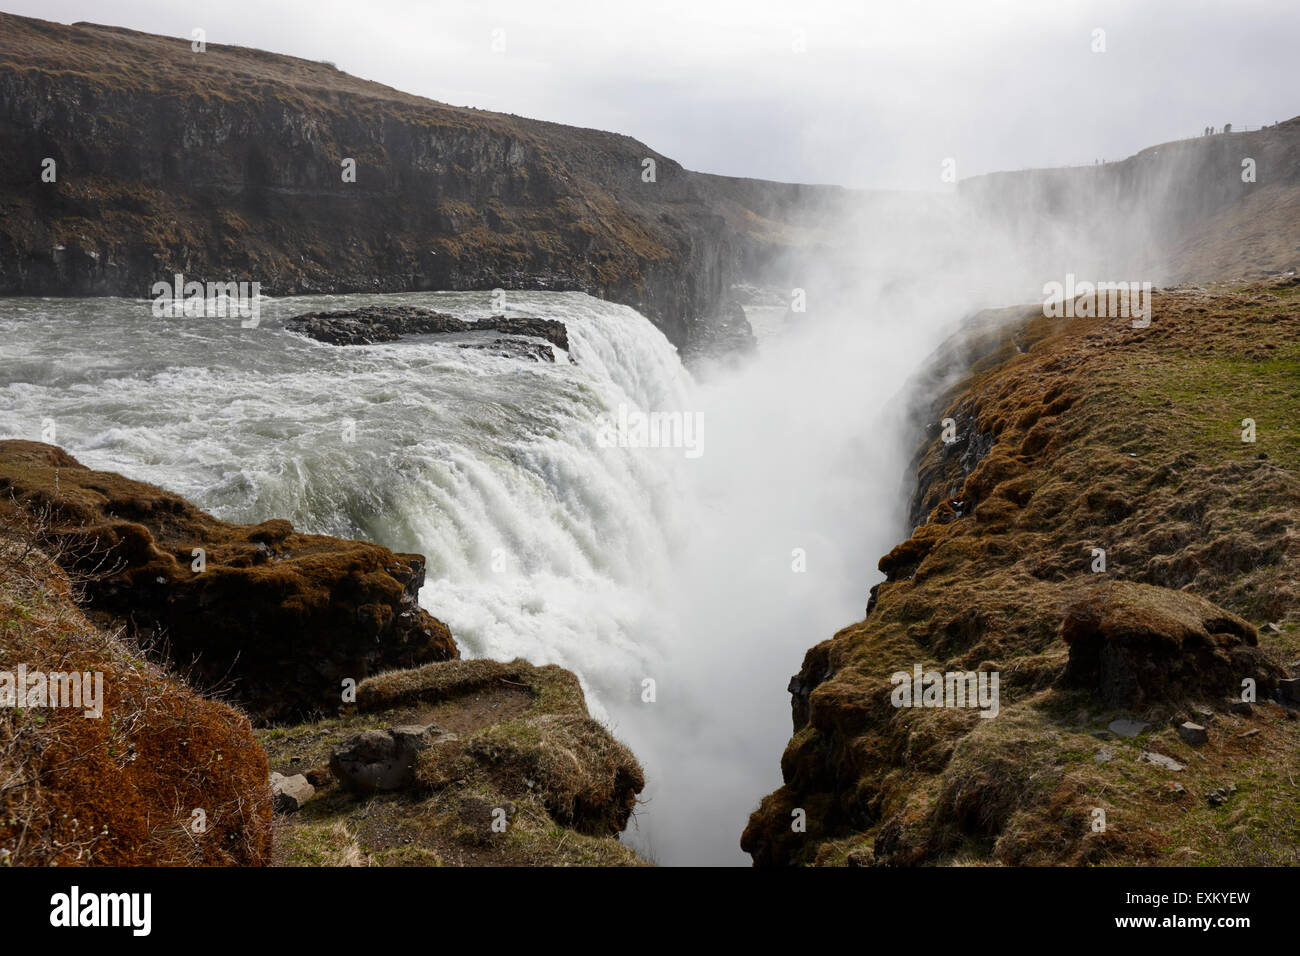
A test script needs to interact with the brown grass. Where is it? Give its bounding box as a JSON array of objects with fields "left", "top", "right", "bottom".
[{"left": 0, "top": 511, "right": 272, "bottom": 866}]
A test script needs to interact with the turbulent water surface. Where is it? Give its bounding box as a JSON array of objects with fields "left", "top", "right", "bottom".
[{"left": 0, "top": 289, "right": 942, "bottom": 864}]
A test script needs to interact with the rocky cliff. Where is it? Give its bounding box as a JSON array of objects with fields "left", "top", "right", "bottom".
[
  {"left": 743, "top": 277, "right": 1300, "bottom": 866},
  {"left": 0, "top": 12, "right": 848, "bottom": 354},
  {"left": 956, "top": 119, "right": 1300, "bottom": 285},
  {"left": 0, "top": 442, "right": 646, "bottom": 865},
  {"left": 0, "top": 440, "right": 458, "bottom": 725}
]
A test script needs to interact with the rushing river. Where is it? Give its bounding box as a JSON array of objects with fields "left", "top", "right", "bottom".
[{"left": 0, "top": 288, "right": 942, "bottom": 864}]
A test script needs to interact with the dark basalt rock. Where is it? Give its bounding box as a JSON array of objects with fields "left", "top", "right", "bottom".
[
  {"left": 329, "top": 725, "right": 438, "bottom": 793},
  {"left": 285, "top": 306, "right": 569, "bottom": 354},
  {"left": 458, "top": 338, "right": 557, "bottom": 363},
  {"left": 285, "top": 306, "right": 466, "bottom": 345}
]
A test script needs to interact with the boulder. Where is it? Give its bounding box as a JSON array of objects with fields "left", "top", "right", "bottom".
[
  {"left": 1176, "top": 722, "right": 1209, "bottom": 746},
  {"left": 1061, "top": 581, "right": 1283, "bottom": 708},
  {"left": 329, "top": 725, "right": 438, "bottom": 793},
  {"left": 1108, "top": 717, "right": 1149, "bottom": 738},
  {"left": 270, "top": 772, "right": 316, "bottom": 813},
  {"left": 1139, "top": 750, "right": 1186, "bottom": 772},
  {"left": 1279, "top": 678, "right": 1300, "bottom": 704}
]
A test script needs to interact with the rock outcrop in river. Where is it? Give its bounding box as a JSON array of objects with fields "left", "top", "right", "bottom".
[{"left": 284, "top": 306, "right": 570, "bottom": 357}]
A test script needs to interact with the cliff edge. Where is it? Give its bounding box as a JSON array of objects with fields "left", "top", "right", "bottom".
[
  {"left": 743, "top": 277, "right": 1300, "bottom": 866},
  {"left": 0, "top": 441, "right": 646, "bottom": 866}
]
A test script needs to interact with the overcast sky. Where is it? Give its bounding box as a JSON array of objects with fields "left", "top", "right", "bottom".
[{"left": 7, "top": 0, "right": 1300, "bottom": 190}]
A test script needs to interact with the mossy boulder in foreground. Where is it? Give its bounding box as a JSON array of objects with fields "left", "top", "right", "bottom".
[
  {"left": 1061, "top": 580, "right": 1283, "bottom": 708},
  {"left": 0, "top": 440, "right": 458, "bottom": 724}
]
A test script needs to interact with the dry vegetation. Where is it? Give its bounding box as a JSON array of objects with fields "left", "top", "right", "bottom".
[{"left": 0, "top": 506, "right": 272, "bottom": 866}]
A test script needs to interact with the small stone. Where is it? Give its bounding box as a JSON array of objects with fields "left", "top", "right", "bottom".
[
  {"left": 1109, "top": 718, "right": 1150, "bottom": 739},
  {"left": 1139, "top": 750, "right": 1186, "bottom": 772},
  {"left": 1177, "top": 722, "right": 1209, "bottom": 746},
  {"left": 1190, "top": 706, "right": 1215, "bottom": 724},
  {"left": 1230, "top": 700, "right": 1253, "bottom": 716},
  {"left": 1278, "top": 678, "right": 1300, "bottom": 705},
  {"left": 270, "top": 772, "right": 315, "bottom": 813},
  {"left": 1236, "top": 729, "right": 1260, "bottom": 739},
  {"left": 1263, "top": 622, "right": 1282, "bottom": 634},
  {"left": 1095, "top": 747, "right": 1115, "bottom": 764},
  {"left": 1207, "top": 784, "right": 1237, "bottom": 807}
]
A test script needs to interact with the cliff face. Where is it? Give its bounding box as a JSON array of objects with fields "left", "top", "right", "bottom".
[
  {"left": 0, "top": 442, "right": 647, "bottom": 866},
  {"left": 0, "top": 13, "right": 848, "bottom": 353},
  {"left": 957, "top": 118, "right": 1300, "bottom": 285},
  {"left": 743, "top": 278, "right": 1300, "bottom": 866},
  {"left": 0, "top": 440, "right": 458, "bottom": 725}
]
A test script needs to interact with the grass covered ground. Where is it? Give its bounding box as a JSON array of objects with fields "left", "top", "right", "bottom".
[{"left": 259, "top": 658, "right": 647, "bottom": 866}]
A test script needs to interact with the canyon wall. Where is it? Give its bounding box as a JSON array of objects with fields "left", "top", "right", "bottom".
[{"left": 0, "top": 13, "right": 850, "bottom": 353}]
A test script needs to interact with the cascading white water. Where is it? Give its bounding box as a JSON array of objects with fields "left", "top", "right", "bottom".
[{"left": 0, "top": 286, "right": 956, "bottom": 865}]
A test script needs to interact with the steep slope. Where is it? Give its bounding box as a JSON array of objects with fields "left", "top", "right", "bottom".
[
  {"left": 0, "top": 497, "right": 273, "bottom": 865},
  {"left": 743, "top": 278, "right": 1300, "bottom": 866}
]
